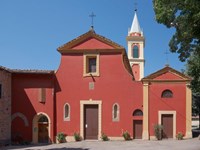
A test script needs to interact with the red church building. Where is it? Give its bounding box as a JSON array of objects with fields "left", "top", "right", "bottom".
[{"left": 0, "top": 11, "right": 192, "bottom": 144}]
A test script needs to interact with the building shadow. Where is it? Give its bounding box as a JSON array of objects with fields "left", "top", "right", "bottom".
[
  {"left": 48, "top": 148, "right": 89, "bottom": 150},
  {"left": 2, "top": 145, "right": 89, "bottom": 150}
]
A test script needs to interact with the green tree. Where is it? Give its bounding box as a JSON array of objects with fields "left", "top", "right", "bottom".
[
  {"left": 153, "top": 0, "right": 200, "bottom": 61},
  {"left": 187, "top": 52, "right": 200, "bottom": 95},
  {"left": 187, "top": 52, "right": 200, "bottom": 128},
  {"left": 153, "top": 0, "right": 200, "bottom": 128}
]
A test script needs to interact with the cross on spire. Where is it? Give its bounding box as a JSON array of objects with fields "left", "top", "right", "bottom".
[
  {"left": 134, "top": 1, "right": 138, "bottom": 11},
  {"left": 89, "top": 12, "right": 96, "bottom": 29},
  {"left": 164, "top": 49, "right": 170, "bottom": 66}
]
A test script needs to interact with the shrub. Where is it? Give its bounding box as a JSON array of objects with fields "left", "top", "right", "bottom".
[
  {"left": 154, "top": 124, "right": 163, "bottom": 140},
  {"left": 57, "top": 132, "right": 66, "bottom": 143},
  {"left": 74, "top": 132, "right": 82, "bottom": 141},
  {"left": 101, "top": 133, "right": 109, "bottom": 141},
  {"left": 122, "top": 130, "right": 132, "bottom": 141},
  {"left": 176, "top": 132, "right": 184, "bottom": 140},
  {"left": 11, "top": 133, "right": 31, "bottom": 145}
]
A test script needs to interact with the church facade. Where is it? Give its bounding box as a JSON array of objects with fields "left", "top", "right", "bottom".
[{"left": 0, "top": 11, "right": 192, "bottom": 144}]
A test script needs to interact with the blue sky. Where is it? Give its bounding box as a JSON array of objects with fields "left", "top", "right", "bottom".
[{"left": 0, "top": 0, "right": 185, "bottom": 76}]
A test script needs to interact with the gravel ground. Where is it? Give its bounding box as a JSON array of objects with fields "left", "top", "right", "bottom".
[{"left": 2, "top": 138, "right": 200, "bottom": 150}]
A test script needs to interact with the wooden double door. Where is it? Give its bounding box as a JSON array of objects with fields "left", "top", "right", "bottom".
[
  {"left": 162, "top": 114, "right": 173, "bottom": 138},
  {"left": 84, "top": 105, "right": 98, "bottom": 140}
]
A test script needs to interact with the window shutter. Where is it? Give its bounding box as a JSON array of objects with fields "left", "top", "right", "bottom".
[{"left": 39, "top": 88, "right": 46, "bottom": 103}]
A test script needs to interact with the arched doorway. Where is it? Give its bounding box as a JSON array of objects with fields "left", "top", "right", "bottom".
[
  {"left": 38, "top": 115, "right": 49, "bottom": 143},
  {"left": 133, "top": 109, "right": 143, "bottom": 139},
  {"left": 32, "top": 113, "right": 50, "bottom": 143}
]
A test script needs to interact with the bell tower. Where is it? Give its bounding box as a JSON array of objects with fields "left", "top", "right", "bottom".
[{"left": 127, "top": 10, "right": 145, "bottom": 81}]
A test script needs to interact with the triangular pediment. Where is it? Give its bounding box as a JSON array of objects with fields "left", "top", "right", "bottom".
[
  {"left": 142, "top": 66, "right": 191, "bottom": 82},
  {"left": 57, "top": 30, "right": 124, "bottom": 52},
  {"left": 71, "top": 37, "right": 114, "bottom": 50}
]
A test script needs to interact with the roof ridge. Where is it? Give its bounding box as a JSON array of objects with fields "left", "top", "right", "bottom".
[
  {"left": 142, "top": 66, "right": 191, "bottom": 81},
  {"left": 0, "top": 65, "right": 12, "bottom": 72},
  {"left": 57, "top": 30, "right": 125, "bottom": 51},
  {"left": 12, "top": 69, "right": 54, "bottom": 74},
  {"left": 0, "top": 65, "right": 54, "bottom": 74}
]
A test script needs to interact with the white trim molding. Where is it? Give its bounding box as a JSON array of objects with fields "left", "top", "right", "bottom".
[
  {"left": 83, "top": 53, "right": 100, "bottom": 77},
  {"left": 32, "top": 112, "right": 51, "bottom": 143},
  {"left": 12, "top": 112, "right": 29, "bottom": 127},
  {"left": 158, "top": 111, "right": 176, "bottom": 139},
  {"left": 63, "top": 103, "right": 70, "bottom": 121},
  {"left": 112, "top": 103, "right": 120, "bottom": 122},
  {"left": 80, "top": 100, "right": 102, "bottom": 140}
]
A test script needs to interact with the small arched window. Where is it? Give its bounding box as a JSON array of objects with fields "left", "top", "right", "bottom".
[
  {"left": 133, "top": 109, "right": 143, "bottom": 116},
  {"left": 112, "top": 103, "right": 120, "bottom": 121},
  {"left": 161, "top": 90, "right": 173, "bottom": 98},
  {"left": 133, "top": 45, "right": 139, "bottom": 58},
  {"left": 64, "top": 103, "right": 70, "bottom": 121},
  {"left": 38, "top": 115, "right": 48, "bottom": 123}
]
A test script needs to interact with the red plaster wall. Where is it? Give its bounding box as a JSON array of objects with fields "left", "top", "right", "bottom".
[
  {"left": 12, "top": 74, "right": 55, "bottom": 142},
  {"left": 148, "top": 82, "right": 186, "bottom": 136},
  {"left": 72, "top": 38, "right": 113, "bottom": 49},
  {"left": 132, "top": 64, "right": 140, "bottom": 81},
  {"left": 55, "top": 52, "right": 143, "bottom": 138},
  {"left": 155, "top": 72, "right": 183, "bottom": 80},
  {"left": 10, "top": 35, "right": 188, "bottom": 141}
]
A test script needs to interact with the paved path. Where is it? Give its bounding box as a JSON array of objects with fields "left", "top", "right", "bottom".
[{"left": 3, "top": 138, "right": 200, "bottom": 150}]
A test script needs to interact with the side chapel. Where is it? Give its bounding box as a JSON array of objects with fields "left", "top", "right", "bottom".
[{"left": 0, "top": 10, "right": 192, "bottom": 144}]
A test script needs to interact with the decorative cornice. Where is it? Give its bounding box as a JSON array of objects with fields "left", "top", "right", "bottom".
[{"left": 126, "top": 36, "right": 145, "bottom": 42}]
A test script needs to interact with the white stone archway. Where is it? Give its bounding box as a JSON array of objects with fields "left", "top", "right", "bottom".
[
  {"left": 12, "top": 112, "right": 29, "bottom": 127},
  {"left": 32, "top": 112, "right": 51, "bottom": 143}
]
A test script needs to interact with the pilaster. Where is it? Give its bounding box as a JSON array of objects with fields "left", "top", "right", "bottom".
[
  {"left": 142, "top": 82, "right": 149, "bottom": 140},
  {"left": 185, "top": 83, "right": 192, "bottom": 138}
]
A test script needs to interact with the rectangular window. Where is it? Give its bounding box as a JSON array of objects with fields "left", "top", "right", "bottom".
[
  {"left": 88, "top": 57, "right": 96, "bottom": 73},
  {"left": 38, "top": 88, "right": 46, "bottom": 103},
  {"left": 83, "top": 53, "right": 99, "bottom": 77},
  {"left": 0, "top": 84, "right": 2, "bottom": 99}
]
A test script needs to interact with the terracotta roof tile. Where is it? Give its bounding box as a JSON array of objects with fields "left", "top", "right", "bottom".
[
  {"left": 0, "top": 65, "right": 54, "bottom": 74},
  {"left": 12, "top": 69, "right": 54, "bottom": 74}
]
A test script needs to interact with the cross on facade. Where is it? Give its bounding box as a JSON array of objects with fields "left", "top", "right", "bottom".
[
  {"left": 164, "top": 49, "right": 170, "bottom": 66},
  {"left": 89, "top": 12, "right": 96, "bottom": 28}
]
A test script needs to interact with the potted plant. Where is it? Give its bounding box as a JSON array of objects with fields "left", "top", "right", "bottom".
[
  {"left": 122, "top": 130, "right": 132, "bottom": 141},
  {"left": 74, "top": 132, "right": 82, "bottom": 141},
  {"left": 176, "top": 132, "right": 184, "bottom": 140},
  {"left": 101, "top": 133, "right": 109, "bottom": 141},
  {"left": 154, "top": 124, "right": 163, "bottom": 140},
  {"left": 57, "top": 132, "right": 66, "bottom": 143}
]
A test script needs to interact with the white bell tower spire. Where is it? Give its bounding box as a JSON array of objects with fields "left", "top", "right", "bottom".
[
  {"left": 127, "top": 9, "right": 145, "bottom": 81},
  {"left": 130, "top": 11, "right": 142, "bottom": 35}
]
